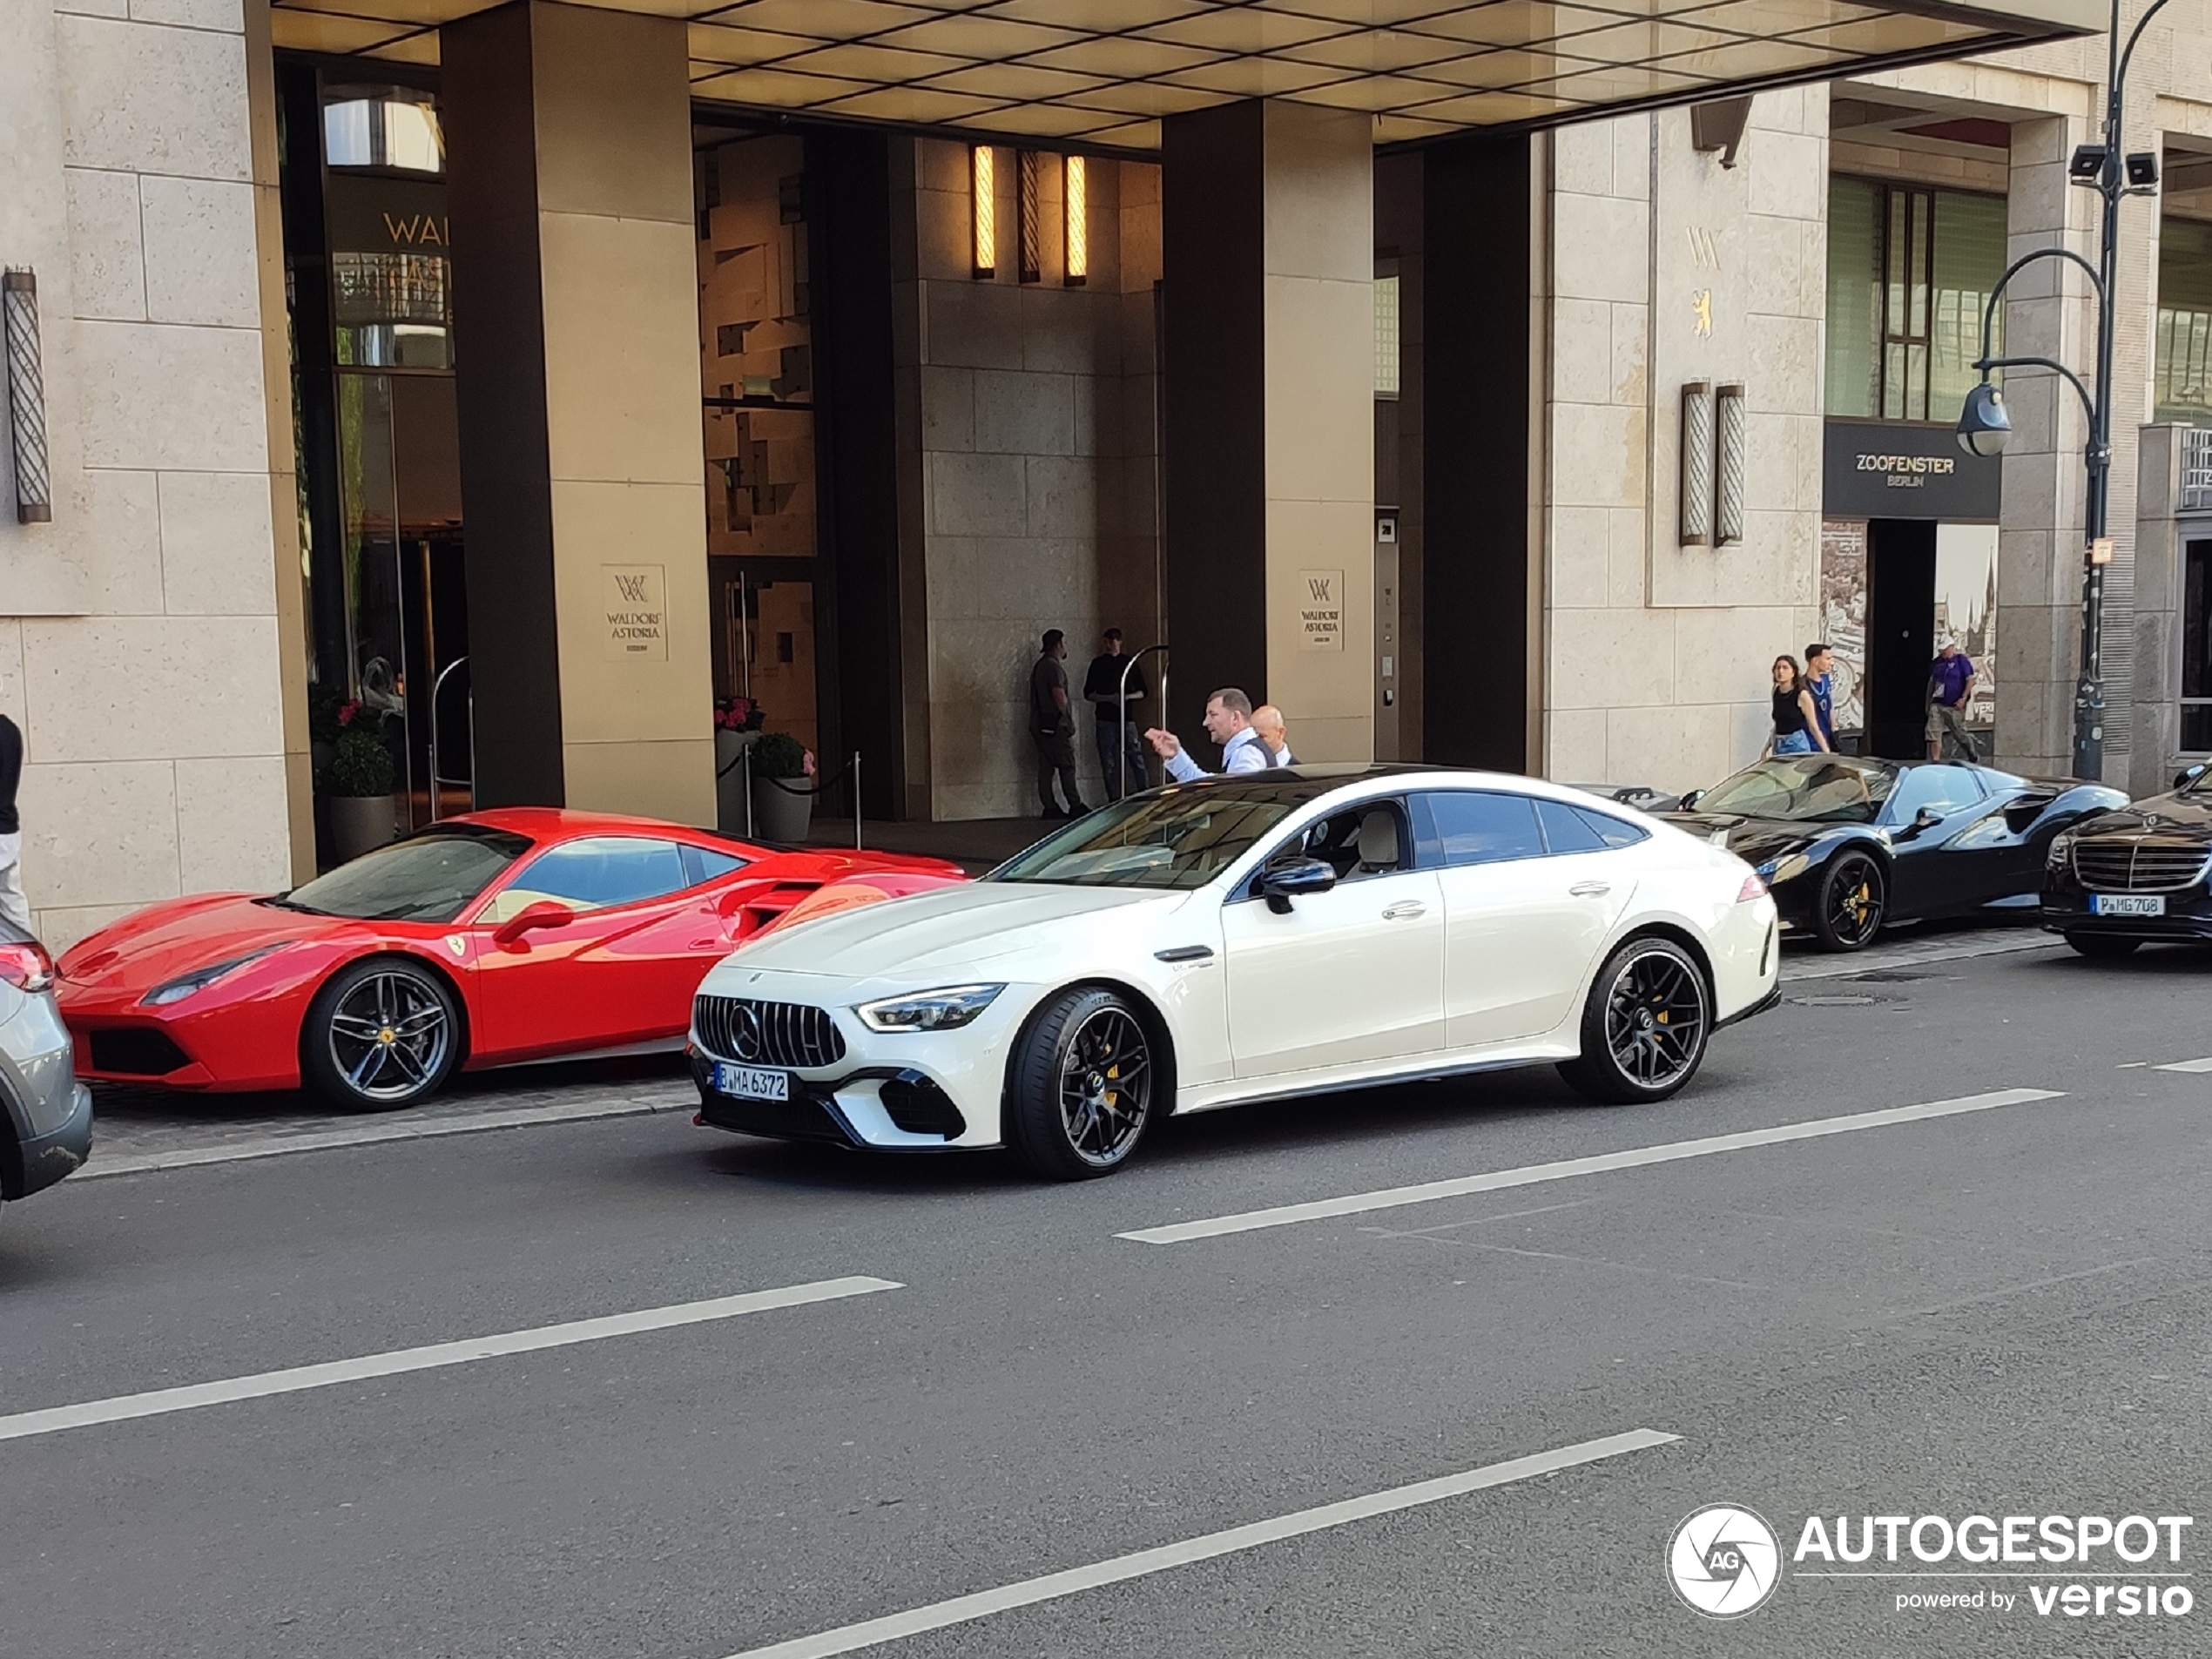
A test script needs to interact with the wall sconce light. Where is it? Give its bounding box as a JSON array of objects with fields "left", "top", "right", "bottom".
[
  {"left": 3, "top": 270, "right": 50, "bottom": 524},
  {"left": 970, "top": 145, "right": 995, "bottom": 279},
  {"left": 1714, "top": 381, "right": 1746, "bottom": 546},
  {"left": 1678, "top": 380, "right": 1712, "bottom": 546},
  {"left": 1018, "top": 150, "right": 1042, "bottom": 285},
  {"left": 1063, "top": 154, "right": 1088, "bottom": 287}
]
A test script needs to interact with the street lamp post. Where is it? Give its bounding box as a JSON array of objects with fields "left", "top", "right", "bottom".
[{"left": 1956, "top": 0, "right": 2170, "bottom": 783}]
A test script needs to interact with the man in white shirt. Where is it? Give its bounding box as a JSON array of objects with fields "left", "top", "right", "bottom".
[
  {"left": 1252, "top": 705, "right": 1294, "bottom": 767},
  {"left": 1145, "top": 688, "right": 1271, "bottom": 782}
]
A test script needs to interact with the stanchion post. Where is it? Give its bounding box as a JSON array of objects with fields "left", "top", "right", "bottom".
[
  {"left": 852, "top": 752, "right": 862, "bottom": 849},
  {"left": 743, "top": 743, "right": 755, "bottom": 839}
]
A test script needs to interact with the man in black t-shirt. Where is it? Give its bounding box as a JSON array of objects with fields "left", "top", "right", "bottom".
[
  {"left": 1082, "top": 628, "right": 1150, "bottom": 801},
  {"left": 0, "top": 711, "right": 26, "bottom": 930},
  {"left": 1028, "top": 631, "right": 1084, "bottom": 818}
]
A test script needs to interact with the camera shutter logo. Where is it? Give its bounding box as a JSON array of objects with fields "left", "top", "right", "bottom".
[{"left": 1668, "top": 1505, "right": 1781, "bottom": 1618}]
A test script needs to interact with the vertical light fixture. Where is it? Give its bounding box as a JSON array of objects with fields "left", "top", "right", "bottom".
[
  {"left": 1063, "top": 154, "right": 1088, "bottom": 287},
  {"left": 3, "top": 270, "right": 49, "bottom": 524},
  {"left": 970, "top": 145, "right": 995, "bottom": 279},
  {"left": 1018, "top": 149, "right": 1042, "bottom": 284},
  {"left": 1714, "top": 381, "right": 1746, "bottom": 547},
  {"left": 1678, "top": 381, "right": 1712, "bottom": 546}
]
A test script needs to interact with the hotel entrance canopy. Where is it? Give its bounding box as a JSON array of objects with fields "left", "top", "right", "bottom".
[{"left": 275, "top": 0, "right": 2098, "bottom": 152}]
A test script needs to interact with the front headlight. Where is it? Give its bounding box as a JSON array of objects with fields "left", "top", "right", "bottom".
[
  {"left": 855, "top": 984, "right": 1005, "bottom": 1032},
  {"left": 1755, "top": 853, "right": 1811, "bottom": 884},
  {"left": 2047, "top": 832, "right": 2077, "bottom": 868},
  {"left": 141, "top": 944, "right": 291, "bottom": 1007}
]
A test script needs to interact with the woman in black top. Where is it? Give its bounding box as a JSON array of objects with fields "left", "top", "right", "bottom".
[{"left": 1764, "top": 654, "right": 1831, "bottom": 759}]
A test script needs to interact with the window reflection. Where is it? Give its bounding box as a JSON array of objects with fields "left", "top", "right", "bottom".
[{"left": 324, "top": 91, "right": 445, "bottom": 174}]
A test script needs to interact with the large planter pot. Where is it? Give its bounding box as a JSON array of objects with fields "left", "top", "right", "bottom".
[
  {"left": 750, "top": 773, "right": 813, "bottom": 844},
  {"left": 328, "top": 792, "right": 399, "bottom": 864},
  {"left": 714, "top": 728, "right": 761, "bottom": 834}
]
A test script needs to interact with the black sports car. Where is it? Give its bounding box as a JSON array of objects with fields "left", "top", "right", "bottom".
[
  {"left": 1662, "top": 755, "right": 2126, "bottom": 951},
  {"left": 2042, "top": 765, "right": 2212, "bottom": 956}
]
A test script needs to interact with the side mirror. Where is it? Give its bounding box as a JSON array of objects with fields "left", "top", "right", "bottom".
[
  {"left": 2175, "top": 764, "right": 2206, "bottom": 792},
  {"left": 1897, "top": 806, "right": 1944, "bottom": 840},
  {"left": 1258, "top": 856, "right": 1337, "bottom": 914},
  {"left": 492, "top": 899, "right": 574, "bottom": 947},
  {"left": 1677, "top": 788, "right": 1702, "bottom": 813}
]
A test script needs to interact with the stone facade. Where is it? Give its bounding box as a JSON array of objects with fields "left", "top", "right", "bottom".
[
  {"left": 0, "top": 0, "right": 306, "bottom": 952},
  {"left": 896, "top": 139, "right": 1163, "bottom": 821}
]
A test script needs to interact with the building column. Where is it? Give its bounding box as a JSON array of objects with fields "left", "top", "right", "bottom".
[
  {"left": 442, "top": 1, "right": 713, "bottom": 822},
  {"left": 1161, "top": 101, "right": 1373, "bottom": 761}
]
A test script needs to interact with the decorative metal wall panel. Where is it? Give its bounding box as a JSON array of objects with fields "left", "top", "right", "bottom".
[
  {"left": 3, "top": 270, "right": 50, "bottom": 525},
  {"left": 1678, "top": 380, "right": 1712, "bottom": 547},
  {"left": 1715, "top": 381, "right": 1746, "bottom": 548}
]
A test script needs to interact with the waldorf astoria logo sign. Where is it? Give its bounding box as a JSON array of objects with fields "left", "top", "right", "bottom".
[
  {"left": 1824, "top": 420, "right": 2000, "bottom": 521},
  {"left": 603, "top": 563, "right": 669, "bottom": 660}
]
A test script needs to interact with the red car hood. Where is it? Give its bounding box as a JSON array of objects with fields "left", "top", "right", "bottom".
[{"left": 58, "top": 894, "right": 358, "bottom": 994}]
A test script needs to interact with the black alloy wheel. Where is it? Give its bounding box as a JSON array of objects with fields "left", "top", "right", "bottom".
[
  {"left": 1559, "top": 936, "right": 1711, "bottom": 1105},
  {"left": 2065, "top": 933, "right": 2143, "bottom": 960},
  {"left": 1811, "top": 851, "right": 1886, "bottom": 952},
  {"left": 1007, "top": 987, "right": 1158, "bottom": 1179},
  {"left": 302, "top": 957, "right": 462, "bottom": 1111}
]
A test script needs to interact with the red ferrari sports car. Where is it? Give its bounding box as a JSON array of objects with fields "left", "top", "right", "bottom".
[{"left": 57, "top": 809, "right": 965, "bottom": 1110}]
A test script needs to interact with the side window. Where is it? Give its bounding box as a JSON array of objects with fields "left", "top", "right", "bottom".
[
  {"left": 1890, "top": 765, "right": 1983, "bottom": 820},
  {"left": 1572, "top": 805, "right": 1649, "bottom": 849},
  {"left": 1421, "top": 791, "right": 1546, "bottom": 867},
  {"left": 681, "top": 844, "right": 748, "bottom": 887},
  {"left": 1271, "top": 799, "right": 1413, "bottom": 885},
  {"left": 481, "top": 837, "right": 690, "bottom": 921},
  {"left": 1536, "top": 799, "right": 1609, "bottom": 854}
]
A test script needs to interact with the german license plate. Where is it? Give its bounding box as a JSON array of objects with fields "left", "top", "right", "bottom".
[
  {"left": 713, "top": 1062, "right": 791, "bottom": 1102},
  {"left": 2091, "top": 894, "right": 2164, "bottom": 917}
]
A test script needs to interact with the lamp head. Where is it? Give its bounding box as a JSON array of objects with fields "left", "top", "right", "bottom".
[
  {"left": 2126, "top": 152, "right": 2160, "bottom": 189},
  {"left": 2068, "top": 144, "right": 2107, "bottom": 182},
  {"left": 1957, "top": 381, "right": 2011, "bottom": 458}
]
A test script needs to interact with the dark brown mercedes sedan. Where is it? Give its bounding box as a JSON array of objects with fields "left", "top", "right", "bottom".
[{"left": 2041, "top": 765, "right": 2212, "bottom": 956}]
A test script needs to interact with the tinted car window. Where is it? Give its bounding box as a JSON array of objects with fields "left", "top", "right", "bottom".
[
  {"left": 994, "top": 777, "right": 1342, "bottom": 889},
  {"left": 277, "top": 829, "right": 529, "bottom": 924},
  {"left": 482, "top": 837, "right": 690, "bottom": 921},
  {"left": 1279, "top": 800, "right": 1413, "bottom": 884},
  {"left": 1889, "top": 765, "right": 1984, "bottom": 820},
  {"left": 1574, "top": 805, "right": 1649, "bottom": 848},
  {"left": 681, "top": 844, "right": 747, "bottom": 887},
  {"left": 1423, "top": 791, "right": 1546, "bottom": 866},
  {"left": 1536, "top": 799, "right": 1609, "bottom": 854}
]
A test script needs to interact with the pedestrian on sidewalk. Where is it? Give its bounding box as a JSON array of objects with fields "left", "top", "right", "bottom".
[
  {"left": 1804, "top": 643, "right": 1838, "bottom": 752},
  {"left": 1028, "top": 630, "right": 1087, "bottom": 819},
  {"left": 0, "top": 711, "right": 28, "bottom": 932},
  {"left": 1762, "top": 654, "right": 1831, "bottom": 759},
  {"left": 1146, "top": 687, "right": 1270, "bottom": 781},
  {"left": 1252, "top": 705, "right": 1295, "bottom": 766},
  {"left": 1926, "top": 637, "right": 1980, "bottom": 761},
  {"left": 1082, "top": 627, "right": 1150, "bottom": 801}
]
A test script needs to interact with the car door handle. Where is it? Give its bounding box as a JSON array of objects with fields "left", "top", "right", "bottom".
[
  {"left": 1569, "top": 880, "right": 1612, "bottom": 897},
  {"left": 1381, "top": 900, "right": 1427, "bottom": 921}
]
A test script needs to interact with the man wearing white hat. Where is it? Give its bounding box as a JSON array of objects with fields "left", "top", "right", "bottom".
[{"left": 1926, "top": 636, "right": 1979, "bottom": 761}]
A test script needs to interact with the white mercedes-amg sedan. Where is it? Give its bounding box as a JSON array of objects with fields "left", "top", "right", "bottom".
[{"left": 687, "top": 766, "right": 1779, "bottom": 1179}]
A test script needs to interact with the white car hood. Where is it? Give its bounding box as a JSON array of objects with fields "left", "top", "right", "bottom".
[{"left": 729, "top": 880, "right": 1191, "bottom": 981}]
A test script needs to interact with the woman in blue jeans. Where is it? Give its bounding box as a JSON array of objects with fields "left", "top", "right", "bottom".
[{"left": 1764, "top": 653, "right": 1831, "bottom": 759}]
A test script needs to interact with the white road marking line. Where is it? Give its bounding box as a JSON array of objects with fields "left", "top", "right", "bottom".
[
  {"left": 1119, "top": 1088, "right": 2065, "bottom": 1245},
  {"left": 2154, "top": 1056, "right": 2212, "bottom": 1074},
  {"left": 1783, "top": 932, "right": 2057, "bottom": 981},
  {"left": 715, "top": 1428, "right": 1677, "bottom": 1659},
  {"left": 0, "top": 1277, "right": 900, "bottom": 1445},
  {"left": 76, "top": 1090, "right": 696, "bottom": 1181}
]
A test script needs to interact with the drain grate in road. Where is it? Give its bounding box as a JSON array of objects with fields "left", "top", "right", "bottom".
[{"left": 1788, "top": 994, "right": 1879, "bottom": 1007}]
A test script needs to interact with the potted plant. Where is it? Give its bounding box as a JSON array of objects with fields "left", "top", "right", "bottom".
[
  {"left": 326, "top": 704, "right": 399, "bottom": 862},
  {"left": 713, "top": 696, "right": 766, "bottom": 834},
  {"left": 747, "top": 731, "right": 816, "bottom": 843}
]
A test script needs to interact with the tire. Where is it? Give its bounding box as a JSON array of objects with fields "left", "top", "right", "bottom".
[
  {"left": 301, "top": 956, "right": 462, "bottom": 1111},
  {"left": 1005, "top": 988, "right": 1159, "bottom": 1179},
  {"left": 1811, "top": 851, "right": 1886, "bottom": 952},
  {"left": 1557, "top": 936, "right": 1712, "bottom": 1106},
  {"left": 2065, "top": 933, "right": 2142, "bottom": 960}
]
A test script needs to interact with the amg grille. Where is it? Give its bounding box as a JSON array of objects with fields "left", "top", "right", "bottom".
[
  {"left": 694, "top": 995, "right": 846, "bottom": 1070},
  {"left": 2072, "top": 841, "right": 2211, "bottom": 893}
]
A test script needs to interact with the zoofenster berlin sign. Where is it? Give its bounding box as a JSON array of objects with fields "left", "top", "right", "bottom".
[{"left": 1824, "top": 420, "right": 2000, "bottom": 521}]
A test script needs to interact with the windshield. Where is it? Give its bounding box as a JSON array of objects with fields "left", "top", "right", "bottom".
[
  {"left": 275, "top": 828, "right": 531, "bottom": 923},
  {"left": 1693, "top": 757, "right": 1898, "bottom": 824},
  {"left": 993, "top": 779, "right": 1341, "bottom": 889}
]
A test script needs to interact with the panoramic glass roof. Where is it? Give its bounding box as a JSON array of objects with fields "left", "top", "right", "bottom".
[{"left": 272, "top": 0, "right": 2094, "bottom": 152}]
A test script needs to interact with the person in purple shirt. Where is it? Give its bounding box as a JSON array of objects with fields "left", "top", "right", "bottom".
[{"left": 1926, "top": 637, "right": 1979, "bottom": 761}]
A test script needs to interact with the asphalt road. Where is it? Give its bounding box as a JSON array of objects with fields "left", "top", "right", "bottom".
[{"left": 5, "top": 938, "right": 2212, "bottom": 1657}]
